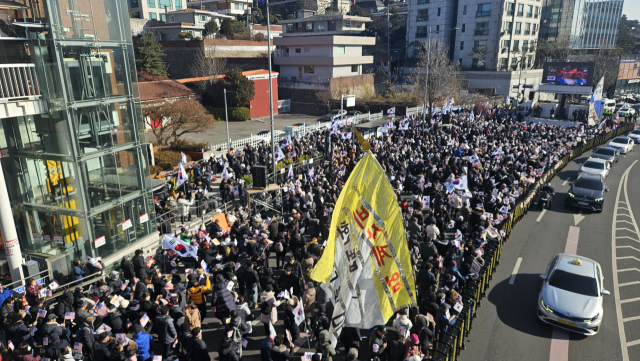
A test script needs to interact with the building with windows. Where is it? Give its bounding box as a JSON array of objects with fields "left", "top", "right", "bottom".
[
  {"left": 273, "top": 10, "right": 375, "bottom": 91},
  {"left": 128, "top": 0, "right": 187, "bottom": 20},
  {"left": 146, "top": 9, "right": 232, "bottom": 40},
  {"left": 539, "top": 0, "right": 624, "bottom": 49},
  {"left": 407, "top": 0, "right": 541, "bottom": 71},
  {"left": 186, "top": 0, "right": 251, "bottom": 16},
  {"left": 0, "top": 0, "right": 156, "bottom": 274},
  {"left": 615, "top": 54, "right": 640, "bottom": 94}
]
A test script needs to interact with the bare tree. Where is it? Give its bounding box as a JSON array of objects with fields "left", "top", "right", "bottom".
[
  {"left": 411, "top": 39, "right": 463, "bottom": 119},
  {"left": 190, "top": 45, "right": 227, "bottom": 103},
  {"left": 144, "top": 98, "right": 216, "bottom": 146}
]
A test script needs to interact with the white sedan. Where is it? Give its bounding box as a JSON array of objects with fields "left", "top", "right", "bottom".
[
  {"left": 618, "top": 106, "right": 636, "bottom": 117},
  {"left": 628, "top": 129, "right": 640, "bottom": 144},
  {"left": 608, "top": 136, "right": 634, "bottom": 154}
]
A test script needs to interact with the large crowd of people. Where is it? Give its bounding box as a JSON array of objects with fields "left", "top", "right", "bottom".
[{"left": 0, "top": 105, "right": 620, "bottom": 361}]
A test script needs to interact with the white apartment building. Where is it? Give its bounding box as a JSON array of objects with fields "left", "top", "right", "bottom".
[
  {"left": 128, "top": 0, "right": 187, "bottom": 21},
  {"left": 148, "top": 9, "right": 233, "bottom": 40},
  {"left": 273, "top": 11, "right": 375, "bottom": 89},
  {"left": 407, "top": 0, "right": 541, "bottom": 71},
  {"left": 186, "top": 0, "right": 252, "bottom": 16}
]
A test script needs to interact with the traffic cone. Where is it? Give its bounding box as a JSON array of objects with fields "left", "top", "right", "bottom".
[{"left": 21, "top": 295, "right": 27, "bottom": 311}]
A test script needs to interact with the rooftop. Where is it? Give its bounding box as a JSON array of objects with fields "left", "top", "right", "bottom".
[
  {"left": 278, "top": 14, "right": 372, "bottom": 24},
  {"left": 176, "top": 69, "right": 279, "bottom": 84},
  {"left": 138, "top": 80, "right": 200, "bottom": 101}
]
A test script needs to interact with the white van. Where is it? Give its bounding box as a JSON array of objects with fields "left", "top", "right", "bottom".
[{"left": 603, "top": 99, "right": 616, "bottom": 112}]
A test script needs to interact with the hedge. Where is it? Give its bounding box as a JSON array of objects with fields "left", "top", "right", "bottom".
[
  {"left": 155, "top": 151, "right": 191, "bottom": 171},
  {"left": 207, "top": 107, "right": 251, "bottom": 121},
  {"left": 169, "top": 139, "right": 208, "bottom": 153}
]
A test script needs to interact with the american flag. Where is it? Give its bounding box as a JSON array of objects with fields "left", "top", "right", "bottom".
[{"left": 95, "top": 302, "right": 109, "bottom": 318}]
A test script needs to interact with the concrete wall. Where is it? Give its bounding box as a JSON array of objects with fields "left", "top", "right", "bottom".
[
  {"left": 250, "top": 77, "right": 279, "bottom": 119},
  {"left": 461, "top": 68, "right": 543, "bottom": 99}
]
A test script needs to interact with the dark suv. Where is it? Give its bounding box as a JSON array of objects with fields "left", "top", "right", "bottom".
[{"left": 565, "top": 174, "right": 609, "bottom": 212}]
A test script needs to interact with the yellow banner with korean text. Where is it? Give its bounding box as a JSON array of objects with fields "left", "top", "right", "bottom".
[{"left": 311, "top": 152, "right": 416, "bottom": 339}]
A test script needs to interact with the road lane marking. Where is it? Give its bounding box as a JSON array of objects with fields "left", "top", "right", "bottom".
[
  {"left": 536, "top": 209, "right": 547, "bottom": 222},
  {"left": 562, "top": 180, "right": 569, "bottom": 186},
  {"left": 616, "top": 256, "right": 640, "bottom": 261},
  {"left": 612, "top": 160, "right": 639, "bottom": 361},
  {"left": 565, "top": 226, "right": 580, "bottom": 255},
  {"left": 616, "top": 246, "right": 640, "bottom": 252},
  {"left": 627, "top": 339, "right": 640, "bottom": 347},
  {"left": 573, "top": 211, "right": 585, "bottom": 226},
  {"left": 621, "top": 297, "right": 640, "bottom": 304},
  {"left": 616, "top": 236, "right": 640, "bottom": 242},
  {"left": 618, "top": 268, "right": 640, "bottom": 273},
  {"left": 619, "top": 281, "right": 640, "bottom": 287},
  {"left": 509, "top": 257, "right": 523, "bottom": 285},
  {"left": 622, "top": 315, "right": 640, "bottom": 322},
  {"left": 549, "top": 328, "right": 570, "bottom": 361},
  {"left": 617, "top": 220, "right": 636, "bottom": 226},
  {"left": 617, "top": 227, "right": 636, "bottom": 232}
]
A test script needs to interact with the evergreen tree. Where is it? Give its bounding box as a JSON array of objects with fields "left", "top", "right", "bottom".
[
  {"left": 220, "top": 18, "right": 234, "bottom": 38},
  {"left": 202, "top": 19, "right": 220, "bottom": 39},
  {"left": 221, "top": 68, "right": 255, "bottom": 107},
  {"left": 135, "top": 32, "right": 168, "bottom": 78}
]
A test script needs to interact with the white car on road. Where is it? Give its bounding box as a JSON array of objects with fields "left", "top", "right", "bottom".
[
  {"left": 628, "top": 129, "right": 640, "bottom": 144},
  {"left": 608, "top": 136, "right": 634, "bottom": 154},
  {"left": 579, "top": 158, "right": 610, "bottom": 179},
  {"left": 618, "top": 106, "right": 636, "bottom": 117},
  {"left": 538, "top": 254, "right": 609, "bottom": 335}
]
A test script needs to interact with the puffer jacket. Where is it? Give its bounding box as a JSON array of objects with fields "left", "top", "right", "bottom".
[
  {"left": 259, "top": 291, "right": 281, "bottom": 324},
  {"left": 211, "top": 281, "right": 236, "bottom": 318},
  {"left": 155, "top": 314, "right": 177, "bottom": 344},
  {"left": 426, "top": 224, "right": 440, "bottom": 241},
  {"left": 315, "top": 330, "right": 336, "bottom": 361},
  {"left": 188, "top": 278, "right": 211, "bottom": 305}
]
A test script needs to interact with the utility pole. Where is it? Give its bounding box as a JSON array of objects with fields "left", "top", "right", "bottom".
[
  {"left": 224, "top": 88, "right": 231, "bottom": 149},
  {"left": 266, "top": 0, "right": 275, "bottom": 183},
  {"left": 0, "top": 165, "right": 24, "bottom": 284}
]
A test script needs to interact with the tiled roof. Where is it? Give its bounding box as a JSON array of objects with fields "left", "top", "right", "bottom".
[{"left": 138, "top": 80, "right": 199, "bottom": 101}]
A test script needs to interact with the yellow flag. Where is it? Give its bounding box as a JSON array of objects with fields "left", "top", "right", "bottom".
[
  {"left": 311, "top": 152, "right": 416, "bottom": 336},
  {"left": 352, "top": 126, "right": 372, "bottom": 152}
]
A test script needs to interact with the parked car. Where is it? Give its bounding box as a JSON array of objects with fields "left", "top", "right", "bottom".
[
  {"left": 324, "top": 109, "right": 347, "bottom": 121},
  {"left": 347, "top": 110, "right": 364, "bottom": 117},
  {"left": 608, "top": 136, "right": 634, "bottom": 154},
  {"left": 537, "top": 254, "right": 609, "bottom": 335}
]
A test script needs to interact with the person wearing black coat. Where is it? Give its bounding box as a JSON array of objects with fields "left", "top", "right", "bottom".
[
  {"left": 219, "top": 337, "right": 240, "bottom": 361},
  {"left": 106, "top": 306, "right": 126, "bottom": 334},
  {"left": 277, "top": 265, "right": 300, "bottom": 296},
  {"left": 120, "top": 256, "right": 135, "bottom": 281},
  {"left": 242, "top": 262, "right": 260, "bottom": 308},
  {"left": 134, "top": 278, "right": 150, "bottom": 301},
  {"left": 55, "top": 292, "right": 75, "bottom": 324},
  {"left": 43, "top": 314, "right": 68, "bottom": 339},
  {"left": 271, "top": 335, "right": 292, "bottom": 361},
  {"left": 156, "top": 307, "right": 177, "bottom": 359},
  {"left": 93, "top": 333, "right": 115, "bottom": 361},
  {"left": 340, "top": 326, "right": 362, "bottom": 358},
  {"left": 282, "top": 299, "right": 300, "bottom": 345},
  {"left": 211, "top": 274, "right": 237, "bottom": 320},
  {"left": 260, "top": 268, "right": 277, "bottom": 291},
  {"left": 189, "top": 328, "right": 212, "bottom": 361},
  {"left": 44, "top": 332, "right": 70, "bottom": 359}
]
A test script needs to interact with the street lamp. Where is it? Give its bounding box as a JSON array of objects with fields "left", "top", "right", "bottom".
[
  {"left": 422, "top": 27, "right": 459, "bottom": 123},
  {"left": 223, "top": 88, "right": 235, "bottom": 149}
]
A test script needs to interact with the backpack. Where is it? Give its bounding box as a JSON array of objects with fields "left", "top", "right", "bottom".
[
  {"left": 273, "top": 241, "right": 284, "bottom": 253},
  {"left": 260, "top": 300, "right": 272, "bottom": 316}
]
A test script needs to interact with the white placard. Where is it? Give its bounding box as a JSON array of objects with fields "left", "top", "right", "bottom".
[
  {"left": 122, "top": 219, "right": 132, "bottom": 231},
  {"left": 139, "top": 213, "right": 149, "bottom": 223},
  {"left": 94, "top": 236, "right": 106, "bottom": 248},
  {"left": 53, "top": 235, "right": 64, "bottom": 244}
]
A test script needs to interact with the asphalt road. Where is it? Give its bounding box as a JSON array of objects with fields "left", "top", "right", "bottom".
[{"left": 460, "top": 134, "right": 640, "bottom": 361}]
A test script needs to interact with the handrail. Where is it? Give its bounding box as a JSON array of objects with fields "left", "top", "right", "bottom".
[{"left": 4, "top": 269, "right": 50, "bottom": 290}]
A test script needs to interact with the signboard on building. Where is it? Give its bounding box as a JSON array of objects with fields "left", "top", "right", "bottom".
[
  {"left": 122, "top": 219, "right": 132, "bottom": 231},
  {"left": 95, "top": 236, "right": 106, "bottom": 248},
  {"left": 541, "top": 62, "right": 594, "bottom": 86},
  {"left": 139, "top": 213, "right": 149, "bottom": 223}
]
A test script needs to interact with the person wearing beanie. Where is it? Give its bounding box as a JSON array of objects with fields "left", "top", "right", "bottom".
[{"left": 403, "top": 333, "right": 421, "bottom": 360}]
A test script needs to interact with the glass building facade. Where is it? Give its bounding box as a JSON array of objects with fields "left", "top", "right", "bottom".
[{"left": 0, "top": 0, "right": 155, "bottom": 264}]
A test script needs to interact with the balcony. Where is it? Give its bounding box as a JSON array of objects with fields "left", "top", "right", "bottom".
[
  {"left": 474, "top": 29, "right": 490, "bottom": 36},
  {"left": 0, "top": 64, "right": 48, "bottom": 119}
]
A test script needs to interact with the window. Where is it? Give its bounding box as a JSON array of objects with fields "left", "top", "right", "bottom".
[
  {"left": 286, "top": 24, "right": 294, "bottom": 32},
  {"left": 503, "top": 40, "right": 510, "bottom": 48},
  {"left": 513, "top": 40, "right": 519, "bottom": 50},
  {"left": 176, "top": 0, "right": 182, "bottom": 10},
  {"left": 550, "top": 13, "right": 560, "bottom": 23},
  {"left": 515, "top": 22, "right": 521, "bottom": 34},
  {"left": 437, "top": 7, "right": 441, "bottom": 16},
  {"left": 131, "top": 12, "right": 140, "bottom": 18},
  {"left": 500, "top": 58, "right": 508, "bottom": 70},
  {"left": 351, "top": 65, "right": 359, "bottom": 72},
  {"left": 285, "top": 48, "right": 289, "bottom": 53},
  {"left": 169, "top": 15, "right": 174, "bottom": 22},
  {"left": 462, "top": 23, "right": 466, "bottom": 32},
  {"left": 201, "top": 15, "right": 207, "bottom": 22},
  {"left": 504, "top": 21, "right": 512, "bottom": 32},
  {"left": 476, "top": 4, "right": 491, "bottom": 17},
  {"left": 149, "top": 12, "right": 157, "bottom": 19},
  {"left": 548, "top": 27, "right": 558, "bottom": 37},
  {"left": 534, "top": 6, "right": 539, "bottom": 18},
  {"left": 463, "top": 5, "right": 467, "bottom": 15},
  {"left": 131, "top": 0, "right": 139, "bottom": 7},
  {"left": 474, "top": 22, "right": 489, "bottom": 35},
  {"left": 304, "top": 47, "right": 310, "bottom": 52},
  {"left": 524, "top": 22, "right": 531, "bottom": 35},
  {"left": 304, "top": 66, "right": 314, "bottom": 73},
  {"left": 472, "top": 58, "right": 485, "bottom": 70},
  {"left": 511, "top": 57, "right": 518, "bottom": 69},
  {"left": 158, "top": 0, "right": 173, "bottom": 10},
  {"left": 473, "top": 40, "right": 487, "bottom": 52},
  {"left": 295, "top": 48, "right": 301, "bottom": 53},
  {"left": 148, "top": 0, "right": 155, "bottom": 8},
  {"left": 337, "top": 46, "right": 345, "bottom": 54},
  {"left": 517, "top": 4, "right": 524, "bottom": 16},
  {"left": 459, "top": 58, "right": 463, "bottom": 65},
  {"left": 523, "top": 40, "right": 529, "bottom": 50},
  {"left": 549, "top": 270, "right": 598, "bottom": 297},
  {"left": 551, "top": 0, "right": 562, "bottom": 8},
  {"left": 345, "top": 21, "right": 351, "bottom": 28},
  {"left": 418, "top": 0, "right": 429, "bottom": 4},
  {"left": 306, "top": 22, "right": 312, "bottom": 31},
  {"left": 160, "top": 13, "right": 166, "bottom": 22},
  {"left": 417, "top": 9, "right": 428, "bottom": 21},
  {"left": 416, "top": 26, "right": 428, "bottom": 38},
  {"left": 506, "top": 3, "right": 515, "bottom": 16},
  {"left": 436, "top": 25, "right": 440, "bottom": 33},
  {"left": 532, "top": 24, "right": 537, "bottom": 35},
  {"left": 317, "top": 24, "right": 325, "bottom": 31},
  {"left": 234, "top": 3, "right": 243, "bottom": 9},
  {"left": 460, "top": 41, "right": 464, "bottom": 50},
  {"left": 526, "top": 5, "right": 533, "bottom": 17}
]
